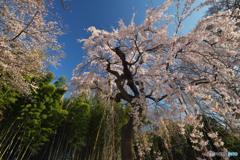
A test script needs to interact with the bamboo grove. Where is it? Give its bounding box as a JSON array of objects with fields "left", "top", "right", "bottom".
[{"left": 0, "top": 73, "right": 127, "bottom": 160}]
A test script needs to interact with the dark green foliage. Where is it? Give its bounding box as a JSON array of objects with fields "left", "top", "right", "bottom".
[
  {"left": 64, "top": 97, "right": 127, "bottom": 159},
  {"left": 16, "top": 73, "right": 68, "bottom": 153},
  {"left": 66, "top": 97, "right": 91, "bottom": 148},
  {"left": 31, "top": 96, "right": 127, "bottom": 160},
  {"left": 0, "top": 85, "right": 19, "bottom": 120},
  {"left": 0, "top": 73, "right": 68, "bottom": 159}
]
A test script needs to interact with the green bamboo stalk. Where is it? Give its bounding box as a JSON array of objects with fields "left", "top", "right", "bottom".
[
  {"left": 0, "top": 120, "right": 16, "bottom": 147},
  {"left": 53, "top": 128, "right": 65, "bottom": 160},
  {"left": 19, "top": 138, "right": 33, "bottom": 160},
  {"left": 0, "top": 124, "right": 21, "bottom": 159},
  {"left": 6, "top": 134, "right": 21, "bottom": 160},
  {"left": 10, "top": 131, "right": 25, "bottom": 159},
  {"left": 48, "top": 132, "right": 56, "bottom": 160}
]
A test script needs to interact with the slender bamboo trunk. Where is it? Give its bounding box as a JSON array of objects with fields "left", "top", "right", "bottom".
[
  {"left": 6, "top": 133, "right": 21, "bottom": 160},
  {"left": 26, "top": 152, "right": 32, "bottom": 160},
  {"left": 0, "top": 120, "right": 16, "bottom": 147},
  {"left": 54, "top": 127, "right": 65, "bottom": 160},
  {"left": 10, "top": 129, "right": 25, "bottom": 159},
  {"left": 19, "top": 138, "right": 33, "bottom": 160},
  {"left": 62, "top": 140, "right": 69, "bottom": 160},
  {"left": 0, "top": 125, "right": 21, "bottom": 159},
  {"left": 40, "top": 142, "right": 48, "bottom": 160},
  {"left": 48, "top": 132, "right": 56, "bottom": 160}
]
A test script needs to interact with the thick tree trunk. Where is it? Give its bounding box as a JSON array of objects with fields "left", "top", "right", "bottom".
[{"left": 121, "top": 117, "right": 134, "bottom": 160}]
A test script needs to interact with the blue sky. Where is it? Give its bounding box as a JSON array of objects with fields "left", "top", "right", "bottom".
[{"left": 49, "top": 0, "right": 207, "bottom": 81}]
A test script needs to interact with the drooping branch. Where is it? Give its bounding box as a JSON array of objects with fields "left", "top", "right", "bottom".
[
  {"left": 128, "top": 39, "right": 143, "bottom": 65},
  {"left": 190, "top": 78, "right": 210, "bottom": 86},
  {"left": 10, "top": 11, "right": 39, "bottom": 41},
  {"left": 106, "top": 60, "right": 120, "bottom": 78},
  {"left": 146, "top": 94, "right": 168, "bottom": 103}
]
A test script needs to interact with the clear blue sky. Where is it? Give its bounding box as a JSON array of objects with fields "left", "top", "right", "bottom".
[{"left": 49, "top": 0, "right": 207, "bottom": 81}]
